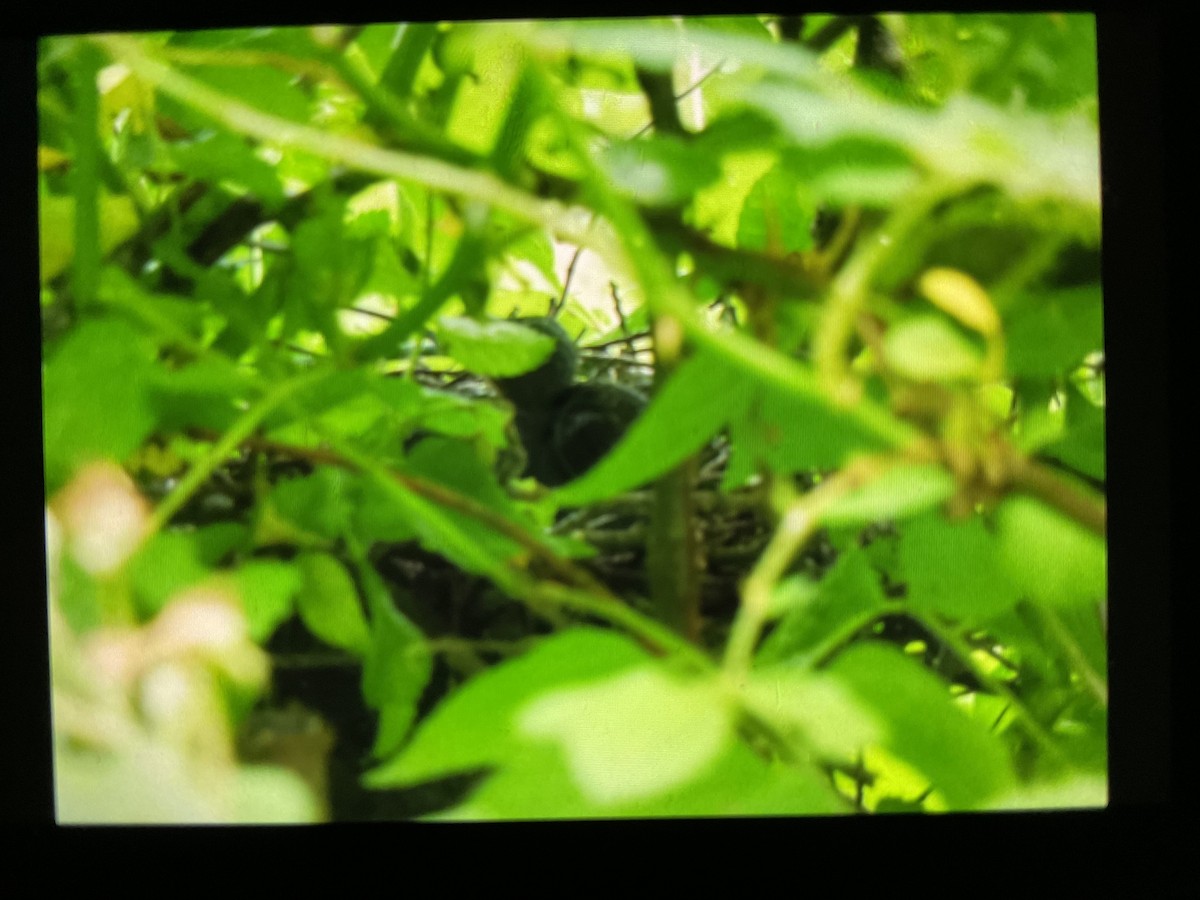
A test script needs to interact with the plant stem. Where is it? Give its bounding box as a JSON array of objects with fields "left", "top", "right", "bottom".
[
  {"left": 1008, "top": 456, "right": 1106, "bottom": 537},
  {"left": 723, "top": 458, "right": 885, "bottom": 675}
]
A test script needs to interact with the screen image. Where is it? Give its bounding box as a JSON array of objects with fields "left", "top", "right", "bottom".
[{"left": 39, "top": 14, "right": 1106, "bottom": 823}]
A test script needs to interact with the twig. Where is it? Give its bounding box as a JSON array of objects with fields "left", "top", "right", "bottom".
[
  {"left": 185, "top": 427, "right": 609, "bottom": 596},
  {"left": 552, "top": 246, "right": 585, "bottom": 316},
  {"left": 1008, "top": 456, "right": 1106, "bottom": 537}
]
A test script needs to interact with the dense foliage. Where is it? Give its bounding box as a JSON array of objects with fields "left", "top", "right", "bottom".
[{"left": 40, "top": 14, "right": 1106, "bottom": 822}]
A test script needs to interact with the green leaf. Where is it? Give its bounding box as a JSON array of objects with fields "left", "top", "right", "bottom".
[
  {"left": 442, "top": 37, "right": 521, "bottom": 156},
  {"left": 736, "top": 165, "right": 816, "bottom": 254},
  {"left": 517, "top": 666, "right": 733, "bottom": 805},
  {"left": 187, "top": 64, "right": 312, "bottom": 124},
  {"left": 828, "top": 642, "right": 1016, "bottom": 807},
  {"left": 232, "top": 766, "right": 321, "bottom": 824},
  {"left": 267, "top": 468, "right": 357, "bottom": 542},
  {"left": 42, "top": 317, "right": 158, "bottom": 491},
  {"left": 233, "top": 560, "right": 300, "bottom": 642},
  {"left": 782, "top": 138, "right": 918, "bottom": 207},
  {"left": 756, "top": 547, "right": 887, "bottom": 667},
  {"left": 294, "top": 553, "right": 370, "bottom": 655},
  {"left": 600, "top": 135, "right": 722, "bottom": 208},
  {"left": 897, "top": 511, "right": 1023, "bottom": 621},
  {"left": 995, "top": 496, "right": 1106, "bottom": 608},
  {"left": 148, "top": 356, "right": 257, "bottom": 433},
  {"left": 1040, "top": 388, "right": 1105, "bottom": 482},
  {"left": 822, "top": 463, "right": 956, "bottom": 527},
  {"left": 39, "top": 190, "right": 140, "bottom": 284},
  {"left": 884, "top": 315, "right": 984, "bottom": 382},
  {"left": 379, "top": 437, "right": 534, "bottom": 574},
  {"left": 405, "top": 383, "right": 509, "bottom": 450},
  {"left": 1005, "top": 285, "right": 1103, "bottom": 378},
  {"left": 554, "top": 350, "right": 737, "bottom": 504},
  {"left": 365, "top": 628, "right": 650, "bottom": 788},
  {"left": 442, "top": 728, "right": 844, "bottom": 820},
  {"left": 169, "top": 131, "right": 285, "bottom": 204},
  {"left": 910, "top": 14, "right": 1099, "bottom": 114},
  {"left": 741, "top": 667, "right": 883, "bottom": 761},
  {"left": 724, "top": 370, "right": 890, "bottom": 481},
  {"left": 986, "top": 774, "right": 1107, "bottom": 811},
  {"left": 129, "top": 531, "right": 210, "bottom": 619},
  {"left": 356, "top": 560, "right": 431, "bottom": 759},
  {"left": 437, "top": 316, "right": 556, "bottom": 377},
  {"left": 192, "top": 523, "right": 250, "bottom": 566}
]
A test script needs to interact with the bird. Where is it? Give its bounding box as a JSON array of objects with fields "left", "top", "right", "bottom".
[{"left": 493, "top": 317, "right": 646, "bottom": 487}]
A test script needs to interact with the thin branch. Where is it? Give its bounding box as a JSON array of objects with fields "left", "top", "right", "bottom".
[
  {"left": 185, "top": 428, "right": 609, "bottom": 597},
  {"left": 723, "top": 456, "right": 890, "bottom": 675},
  {"left": 1008, "top": 456, "right": 1106, "bottom": 537},
  {"left": 552, "top": 245, "right": 585, "bottom": 316}
]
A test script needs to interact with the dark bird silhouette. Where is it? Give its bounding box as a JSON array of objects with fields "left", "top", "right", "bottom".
[{"left": 493, "top": 318, "right": 646, "bottom": 486}]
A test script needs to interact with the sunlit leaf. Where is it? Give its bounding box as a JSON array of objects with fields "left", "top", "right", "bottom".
[
  {"left": 823, "top": 463, "right": 956, "bottom": 526},
  {"left": 885, "top": 315, "right": 984, "bottom": 382},
  {"left": 829, "top": 642, "right": 1016, "bottom": 807},
  {"left": 365, "top": 629, "right": 650, "bottom": 788},
  {"left": 518, "top": 667, "right": 732, "bottom": 804},
  {"left": 437, "top": 316, "right": 556, "bottom": 376}
]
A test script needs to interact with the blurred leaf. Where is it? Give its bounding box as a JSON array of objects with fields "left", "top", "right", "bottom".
[
  {"left": 55, "top": 742, "right": 226, "bottom": 824},
  {"left": 745, "top": 82, "right": 1099, "bottom": 213},
  {"left": 169, "top": 131, "right": 285, "bottom": 204},
  {"left": 192, "top": 522, "right": 249, "bottom": 565},
  {"left": 440, "top": 734, "right": 843, "bottom": 820},
  {"left": 499, "top": 227, "right": 561, "bottom": 294},
  {"left": 1005, "top": 285, "right": 1103, "bottom": 378},
  {"left": 518, "top": 666, "right": 732, "bottom": 804},
  {"left": 918, "top": 266, "right": 1000, "bottom": 336},
  {"left": 885, "top": 315, "right": 983, "bottom": 382},
  {"left": 823, "top": 463, "right": 956, "bottom": 527},
  {"left": 782, "top": 138, "right": 918, "bottom": 207},
  {"left": 1039, "top": 387, "right": 1105, "bottom": 483},
  {"left": 437, "top": 316, "right": 556, "bottom": 376},
  {"left": 897, "top": 511, "right": 1023, "bottom": 621},
  {"left": 39, "top": 190, "right": 140, "bottom": 284},
  {"left": 233, "top": 766, "right": 321, "bottom": 824},
  {"left": 42, "top": 317, "right": 159, "bottom": 491},
  {"left": 828, "top": 642, "right": 1016, "bottom": 807},
  {"left": 396, "top": 436, "right": 533, "bottom": 570},
  {"left": 365, "top": 628, "right": 649, "bottom": 788},
  {"left": 267, "top": 468, "right": 357, "bottom": 541},
  {"left": 443, "top": 37, "right": 521, "bottom": 156},
  {"left": 741, "top": 667, "right": 883, "bottom": 761},
  {"left": 724, "top": 369, "right": 890, "bottom": 481},
  {"left": 129, "top": 531, "right": 209, "bottom": 619},
  {"left": 736, "top": 165, "right": 816, "bottom": 254},
  {"left": 600, "top": 135, "right": 722, "bottom": 208},
  {"left": 909, "top": 14, "right": 1098, "bottom": 113},
  {"left": 995, "top": 496, "right": 1106, "bottom": 608},
  {"left": 295, "top": 552, "right": 371, "bottom": 655},
  {"left": 233, "top": 560, "right": 301, "bottom": 642},
  {"left": 186, "top": 64, "right": 312, "bottom": 123},
  {"left": 985, "top": 774, "right": 1106, "bottom": 811},
  {"left": 148, "top": 356, "right": 257, "bottom": 433}
]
